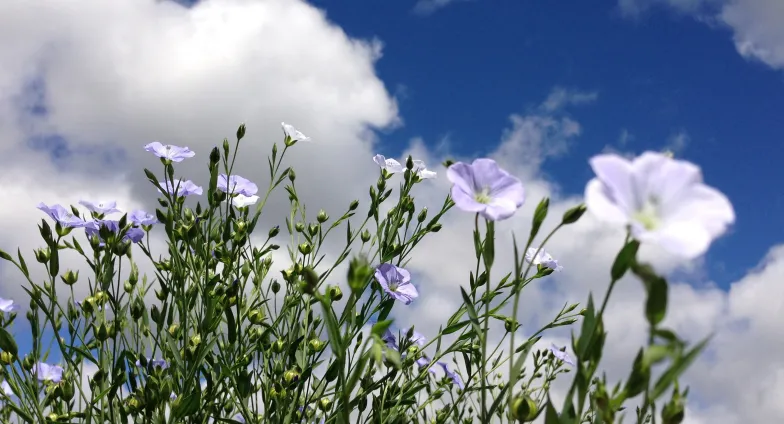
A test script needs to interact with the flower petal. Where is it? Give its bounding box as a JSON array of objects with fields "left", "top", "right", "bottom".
[
  {"left": 584, "top": 179, "right": 629, "bottom": 224},
  {"left": 589, "top": 154, "right": 636, "bottom": 214}
]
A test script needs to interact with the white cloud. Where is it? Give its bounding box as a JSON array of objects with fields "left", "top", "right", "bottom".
[
  {"left": 666, "top": 129, "right": 690, "bottom": 153},
  {"left": 412, "top": 0, "right": 473, "bottom": 16},
  {"left": 618, "top": 0, "right": 784, "bottom": 71},
  {"left": 540, "top": 87, "right": 599, "bottom": 112},
  {"left": 0, "top": 1, "right": 781, "bottom": 423}
]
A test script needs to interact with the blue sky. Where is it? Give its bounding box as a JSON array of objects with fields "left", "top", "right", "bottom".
[{"left": 302, "top": 0, "right": 784, "bottom": 285}]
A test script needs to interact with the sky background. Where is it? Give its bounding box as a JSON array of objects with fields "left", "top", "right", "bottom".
[{"left": 1, "top": 0, "right": 783, "bottom": 422}]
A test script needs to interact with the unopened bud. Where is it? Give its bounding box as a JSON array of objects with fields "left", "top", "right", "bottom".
[
  {"left": 60, "top": 270, "right": 79, "bottom": 286},
  {"left": 317, "top": 209, "right": 328, "bottom": 223},
  {"left": 268, "top": 226, "right": 280, "bottom": 238},
  {"left": 349, "top": 200, "right": 359, "bottom": 211}
]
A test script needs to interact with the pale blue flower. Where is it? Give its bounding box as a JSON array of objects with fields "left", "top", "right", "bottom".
[
  {"left": 1, "top": 381, "right": 11, "bottom": 397},
  {"left": 525, "top": 247, "right": 563, "bottom": 272},
  {"left": 227, "top": 194, "right": 259, "bottom": 208},
  {"left": 282, "top": 122, "right": 311, "bottom": 142},
  {"left": 144, "top": 142, "right": 195, "bottom": 162},
  {"left": 79, "top": 200, "right": 121, "bottom": 215},
  {"left": 33, "top": 362, "right": 63, "bottom": 383},
  {"left": 374, "top": 264, "right": 419, "bottom": 305},
  {"left": 585, "top": 151, "right": 735, "bottom": 259},
  {"left": 0, "top": 298, "right": 19, "bottom": 313},
  {"left": 129, "top": 210, "right": 158, "bottom": 226},
  {"left": 548, "top": 343, "right": 575, "bottom": 366},
  {"left": 434, "top": 362, "right": 464, "bottom": 389},
  {"left": 373, "top": 155, "right": 404, "bottom": 173},
  {"left": 447, "top": 158, "right": 525, "bottom": 221},
  {"left": 218, "top": 174, "right": 258, "bottom": 197},
  {"left": 37, "top": 203, "right": 86, "bottom": 228},
  {"left": 158, "top": 179, "right": 203, "bottom": 197}
]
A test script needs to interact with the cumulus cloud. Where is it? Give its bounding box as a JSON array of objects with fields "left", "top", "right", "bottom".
[{"left": 0, "top": 1, "right": 781, "bottom": 423}]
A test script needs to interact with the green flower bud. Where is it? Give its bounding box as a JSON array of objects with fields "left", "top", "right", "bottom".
[
  {"left": 318, "top": 397, "right": 332, "bottom": 411},
  {"left": 417, "top": 207, "right": 428, "bottom": 223},
  {"left": 317, "top": 209, "right": 328, "bottom": 223},
  {"left": 288, "top": 169, "right": 296, "bottom": 182},
  {"left": 308, "top": 223, "right": 319, "bottom": 237},
  {"left": 283, "top": 369, "right": 300, "bottom": 385},
  {"left": 308, "top": 339, "right": 325, "bottom": 352},
  {"left": 510, "top": 396, "right": 538, "bottom": 422},
  {"left": 295, "top": 222, "right": 305, "bottom": 233},
  {"left": 328, "top": 285, "right": 343, "bottom": 301},
  {"left": 210, "top": 146, "right": 221, "bottom": 164},
  {"left": 360, "top": 229, "right": 371, "bottom": 243},
  {"left": 429, "top": 223, "right": 442, "bottom": 233},
  {"left": 562, "top": 204, "right": 587, "bottom": 225},
  {"left": 236, "top": 123, "right": 246, "bottom": 141},
  {"left": 406, "top": 155, "right": 414, "bottom": 170},
  {"left": 269, "top": 226, "right": 280, "bottom": 238},
  {"left": 347, "top": 255, "right": 373, "bottom": 294},
  {"left": 248, "top": 309, "right": 265, "bottom": 325},
  {"left": 241, "top": 261, "right": 251, "bottom": 278},
  {"left": 60, "top": 270, "right": 79, "bottom": 286},
  {"left": 34, "top": 248, "right": 50, "bottom": 264},
  {"left": 298, "top": 242, "right": 313, "bottom": 255},
  {"left": 96, "top": 322, "right": 110, "bottom": 342},
  {"left": 0, "top": 351, "right": 15, "bottom": 364},
  {"left": 124, "top": 281, "right": 133, "bottom": 294},
  {"left": 271, "top": 280, "right": 281, "bottom": 293},
  {"left": 349, "top": 200, "right": 359, "bottom": 211},
  {"left": 273, "top": 339, "right": 286, "bottom": 354}
]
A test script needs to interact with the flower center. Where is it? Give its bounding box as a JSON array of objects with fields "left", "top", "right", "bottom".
[
  {"left": 474, "top": 186, "right": 492, "bottom": 204},
  {"left": 165, "top": 145, "right": 172, "bottom": 150},
  {"left": 632, "top": 196, "right": 661, "bottom": 231},
  {"left": 388, "top": 282, "right": 399, "bottom": 292}
]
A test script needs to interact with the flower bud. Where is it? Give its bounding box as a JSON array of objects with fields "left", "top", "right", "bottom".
[
  {"left": 241, "top": 261, "right": 251, "bottom": 278},
  {"left": 510, "top": 396, "right": 538, "bottom": 422},
  {"left": 317, "top": 209, "right": 328, "bottom": 223},
  {"left": 308, "top": 339, "right": 325, "bottom": 352},
  {"left": 295, "top": 222, "right": 305, "bottom": 233},
  {"left": 318, "top": 397, "right": 332, "bottom": 411},
  {"left": 268, "top": 226, "right": 280, "bottom": 238},
  {"left": 271, "top": 280, "right": 281, "bottom": 293},
  {"left": 562, "top": 204, "right": 587, "bottom": 225},
  {"left": 236, "top": 123, "right": 246, "bottom": 141},
  {"left": 34, "top": 248, "right": 50, "bottom": 264},
  {"left": 347, "top": 256, "right": 373, "bottom": 294},
  {"left": 298, "top": 242, "right": 313, "bottom": 255},
  {"left": 429, "top": 223, "right": 442, "bottom": 233},
  {"left": 273, "top": 339, "right": 286, "bottom": 354},
  {"left": 248, "top": 309, "right": 265, "bottom": 325},
  {"left": 349, "top": 200, "right": 359, "bottom": 211},
  {"left": 406, "top": 156, "right": 414, "bottom": 170},
  {"left": 288, "top": 169, "right": 296, "bottom": 182},
  {"left": 417, "top": 207, "right": 428, "bottom": 223},
  {"left": 308, "top": 223, "right": 319, "bottom": 237},
  {"left": 283, "top": 369, "right": 300, "bottom": 385},
  {"left": 168, "top": 324, "right": 180, "bottom": 338},
  {"left": 360, "top": 229, "right": 371, "bottom": 243},
  {"left": 96, "top": 322, "right": 110, "bottom": 342},
  {"left": 60, "top": 270, "right": 79, "bottom": 286},
  {"left": 328, "top": 285, "right": 343, "bottom": 301},
  {"left": 209, "top": 146, "right": 221, "bottom": 164},
  {"left": 0, "top": 352, "right": 14, "bottom": 365}
]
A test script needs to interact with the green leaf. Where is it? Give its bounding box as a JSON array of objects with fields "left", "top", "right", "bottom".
[
  {"left": 652, "top": 336, "right": 711, "bottom": 399},
  {"left": 442, "top": 320, "right": 469, "bottom": 335},
  {"left": 0, "top": 327, "right": 18, "bottom": 356},
  {"left": 611, "top": 240, "right": 640, "bottom": 281},
  {"left": 574, "top": 295, "right": 597, "bottom": 358},
  {"left": 0, "top": 249, "right": 11, "bottom": 262},
  {"left": 225, "top": 307, "right": 237, "bottom": 344},
  {"left": 318, "top": 295, "right": 344, "bottom": 357},
  {"left": 385, "top": 348, "right": 402, "bottom": 369},
  {"left": 371, "top": 320, "right": 393, "bottom": 338},
  {"left": 460, "top": 286, "right": 483, "bottom": 343},
  {"left": 622, "top": 348, "right": 650, "bottom": 398},
  {"left": 544, "top": 397, "right": 561, "bottom": 424},
  {"left": 17, "top": 249, "right": 29, "bottom": 278},
  {"left": 642, "top": 344, "right": 671, "bottom": 368},
  {"left": 530, "top": 197, "right": 550, "bottom": 241},
  {"left": 172, "top": 387, "right": 201, "bottom": 419},
  {"left": 483, "top": 220, "right": 495, "bottom": 269},
  {"left": 645, "top": 276, "right": 668, "bottom": 327}
]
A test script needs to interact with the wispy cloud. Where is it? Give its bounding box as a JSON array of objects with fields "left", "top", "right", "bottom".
[
  {"left": 666, "top": 129, "right": 690, "bottom": 154},
  {"left": 412, "top": 0, "right": 473, "bottom": 16},
  {"left": 539, "top": 86, "right": 599, "bottom": 112}
]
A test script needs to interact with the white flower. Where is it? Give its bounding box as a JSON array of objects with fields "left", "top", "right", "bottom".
[
  {"left": 0, "top": 298, "right": 19, "bottom": 313},
  {"left": 228, "top": 194, "right": 260, "bottom": 208},
  {"left": 412, "top": 159, "right": 437, "bottom": 179},
  {"left": 525, "top": 247, "right": 563, "bottom": 271},
  {"left": 281, "top": 122, "right": 311, "bottom": 142},
  {"left": 585, "top": 152, "right": 734, "bottom": 259},
  {"left": 373, "top": 154, "right": 404, "bottom": 173}
]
